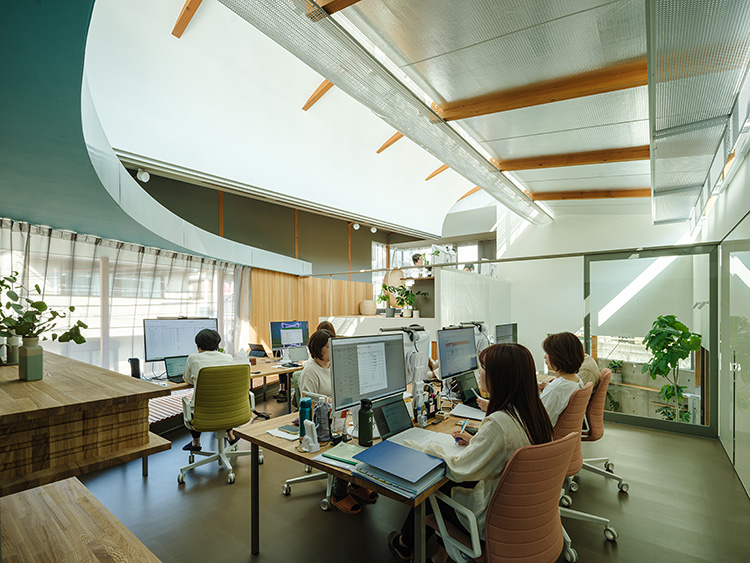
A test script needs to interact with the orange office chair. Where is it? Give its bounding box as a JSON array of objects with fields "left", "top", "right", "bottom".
[
  {"left": 425, "top": 432, "right": 579, "bottom": 563},
  {"left": 554, "top": 382, "right": 618, "bottom": 561}
]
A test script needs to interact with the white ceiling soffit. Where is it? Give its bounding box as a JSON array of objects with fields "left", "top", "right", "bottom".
[
  {"left": 218, "top": 0, "right": 550, "bottom": 226},
  {"left": 648, "top": 0, "right": 750, "bottom": 224}
]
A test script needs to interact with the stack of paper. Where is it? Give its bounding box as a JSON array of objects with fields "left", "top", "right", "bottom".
[{"left": 322, "top": 442, "right": 367, "bottom": 466}]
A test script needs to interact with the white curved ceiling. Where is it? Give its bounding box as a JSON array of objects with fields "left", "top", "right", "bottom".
[{"left": 85, "top": 0, "right": 477, "bottom": 239}]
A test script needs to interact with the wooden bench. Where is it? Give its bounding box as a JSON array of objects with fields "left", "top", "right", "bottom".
[{"left": 1, "top": 477, "right": 160, "bottom": 562}]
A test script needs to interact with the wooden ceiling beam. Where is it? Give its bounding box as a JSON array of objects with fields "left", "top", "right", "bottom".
[
  {"left": 172, "top": 0, "right": 204, "bottom": 39},
  {"left": 458, "top": 187, "right": 482, "bottom": 201},
  {"left": 302, "top": 79, "right": 334, "bottom": 111},
  {"left": 376, "top": 132, "right": 404, "bottom": 154},
  {"left": 425, "top": 164, "right": 449, "bottom": 181},
  {"left": 528, "top": 188, "right": 651, "bottom": 201},
  {"left": 498, "top": 145, "right": 650, "bottom": 171},
  {"left": 435, "top": 58, "right": 647, "bottom": 121}
]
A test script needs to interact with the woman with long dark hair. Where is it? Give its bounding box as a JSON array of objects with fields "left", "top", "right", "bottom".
[{"left": 389, "top": 343, "right": 554, "bottom": 561}]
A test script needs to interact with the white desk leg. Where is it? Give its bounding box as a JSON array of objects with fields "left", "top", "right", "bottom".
[{"left": 414, "top": 501, "right": 426, "bottom": 563}]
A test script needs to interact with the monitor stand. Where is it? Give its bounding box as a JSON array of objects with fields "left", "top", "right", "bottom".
[{"left": 281, "top": 348, "right": 291, "bottom": 362}]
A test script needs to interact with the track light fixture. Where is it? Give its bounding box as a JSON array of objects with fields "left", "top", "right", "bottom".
[
  {"left": 136, "top": 168, "right": 150, "bottom": 182},
  {"left": 371, "top": 226, "right": 377, "bottom": 233},
  {"left": 352, "top": 222, "right": 360, "bottom": 230}
]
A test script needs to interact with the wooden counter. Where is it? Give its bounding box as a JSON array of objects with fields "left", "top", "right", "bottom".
[
  {"left": 0, "top": 352, "right": 171, "bottom": 497},
  {"left": 1, "top": 477, "right": 161, "bottom": 562}
]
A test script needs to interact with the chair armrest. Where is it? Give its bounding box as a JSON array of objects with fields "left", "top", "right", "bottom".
[
  {"left": 428, "top": 491, "right": 482, "bottom": 560},
  {"left": 182, "top": 395, "right": 194, "bottom": 428}
]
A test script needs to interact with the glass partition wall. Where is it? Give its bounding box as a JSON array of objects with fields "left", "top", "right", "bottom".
[{"left": 585, "top": 245, "right": 718, "bottom": 437}]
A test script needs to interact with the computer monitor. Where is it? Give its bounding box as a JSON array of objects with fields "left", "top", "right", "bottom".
[
  {"left": 495, "top": 323, "right": 518, "bottom": 344},
  {"left": 269, "top": 321, "right": 309, "bottom": 351},
  {"left": 436, "top": 327, "right": 478, "bottom": 380},
  {"left": 330, "top": 334, "right": 408, "bottom": 412},
  {"left": 143, "top": 318, "right": 218, "bottom": 362}
]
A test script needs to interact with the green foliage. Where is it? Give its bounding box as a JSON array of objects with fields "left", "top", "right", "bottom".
[
  {"left": 379, "top": 284, "right": 429, "bottom": 309},
  {"left": 377, "top": 284, "right": 392, "bottom": 306},
  {"left": 641, "top": 315, "right": 701, "bottom": 423},
  {"left": 608, "top": 359, "right": 623, "bottom": 372},
  {"left": 606, "top": 391, "right": 620, "bottom": 412},
  {"left": 0, "top": 272, "right": 87, "bottom": 343}
]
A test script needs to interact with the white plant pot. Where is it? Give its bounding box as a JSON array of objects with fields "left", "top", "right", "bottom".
[
  {"left": 402, "top": 309, "right": 413, "bottom": 318},
  {"left": 413, "top": 310, "right": 420, "bottom": 318}
]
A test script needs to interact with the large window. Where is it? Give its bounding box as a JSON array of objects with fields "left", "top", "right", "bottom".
[{"left": 0, "top": 220, "right": 250, "bottom": 375}]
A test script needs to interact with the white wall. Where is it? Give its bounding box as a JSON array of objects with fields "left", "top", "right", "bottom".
[
  {"left": 499, "top": 257, "right": 583, "bottom": 370},
  {"left": 437, "top": 269, "right": 510, "bottom": 334},
  {"left": 705, "top": 153, "right": 750, "bottom": 243},
  {"left": 85, "top": 0, "right": 474, "bottom": 238}
]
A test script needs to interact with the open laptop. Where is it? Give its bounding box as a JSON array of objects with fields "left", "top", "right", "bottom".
[
  {"left": 454, "top": 371, "right": 480, "bottom": 408},
  {"left": 248, "top": 344, "right": 267, "bottom": 358},
  {"left": 372, "top": 393, "right": 463, "bottom": 455},
  {"left": 163, "top": 355, "right": 188, "bottom": 383}
]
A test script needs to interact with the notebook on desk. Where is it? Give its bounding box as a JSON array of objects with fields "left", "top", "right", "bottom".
[
  {"left": 163, "top": 355, "right": 188, "bottom": 383},
  {"left": 373, "top": 393, "right": 465, "bottom": 457}
]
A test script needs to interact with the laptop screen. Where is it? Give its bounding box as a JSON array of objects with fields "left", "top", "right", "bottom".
[
  {"left": 455, "top": 371, "right": 479, "bottom": 404},
  {"left": 164, "top": 356, "right": 188, "bottom": 380},
  {"left": 372, "top": 393, "right": 413, "bottom": 440}
]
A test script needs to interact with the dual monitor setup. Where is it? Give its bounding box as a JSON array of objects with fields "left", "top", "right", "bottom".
[{"left": 140, "top": 318, "right": 313, "bottom": 381}]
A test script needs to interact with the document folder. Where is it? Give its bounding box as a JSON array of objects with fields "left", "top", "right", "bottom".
[{"left": 353, "top": 439, "right": 443, "bottom": 483}]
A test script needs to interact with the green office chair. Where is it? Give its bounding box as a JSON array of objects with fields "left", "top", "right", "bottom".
[{"left": 178, "top": 364, "right": 255, "bottom": 485}]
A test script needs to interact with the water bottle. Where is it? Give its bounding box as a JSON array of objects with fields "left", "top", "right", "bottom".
[
  {"left": 358, "top": 398, "right": 373, "bottom": 447},
  {"left": 299, "top": 397, "right": 313, "bottom": 440}
]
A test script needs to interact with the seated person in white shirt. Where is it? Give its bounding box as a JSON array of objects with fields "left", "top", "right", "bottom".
[
  {"left": 182, "top": 328, "right": 236, "bottom": 452},
  {"left": 389, "top": 343, "right": 555, "bottom": 562},
  {"left": 539, "top": 332, "right": 585, "bottom": 427}
]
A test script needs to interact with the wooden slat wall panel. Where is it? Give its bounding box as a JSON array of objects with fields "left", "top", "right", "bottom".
[{"left": 249, "top": 269, "right": 372, "bottom": 350}]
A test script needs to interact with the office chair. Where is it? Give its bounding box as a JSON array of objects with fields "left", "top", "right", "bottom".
[
  {"left": 426, "top": 432, "right": 579, "bottom": 563},
  {"left": 281, "top": 374, "right": 331, "bottom": 509},
  {"left": 572, "top": 370, "right": 629, "bottom": 493},
  {"left": 178, "top": 364, "right": 255, "bottom": 485},
  {"left": 554, "top": 383, "right": 617, "bottom": 562}
]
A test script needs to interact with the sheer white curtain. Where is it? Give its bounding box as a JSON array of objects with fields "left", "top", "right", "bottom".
[{"left": 0, "top": 219, "right": 251, "bottom": 375}]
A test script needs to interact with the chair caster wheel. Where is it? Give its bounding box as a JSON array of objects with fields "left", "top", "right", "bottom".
[
  {"left": 605, "top": 462, "right": 615, "bottom": 472},
  {"left": 604, "top": 527, "right": 618, "bottom": 541},
  {"left": 560, "top": 495, "right": 573, "bottom": 508},
  {"left": 618, "top": 482, "right": 629, "bottom": 493},
  {"left": 189, "top": 454, "right": 194, "bottom": 463},
  {"left": 320, "top": 498, "right": 330, "bottom": 511},
  {"left": 177, "top": 473, "right": 185, "bottom": 485},
  {"left": 305, "top": 465, "right": 313, "bottom": 474},
  {"left": 564, "top": 547, "right": 578, "bottom": 562},
  {"left": 227, "top": 473, "right": 236, "bottom": 484},
  {"left": 568, "top": 480, "right": 579, "bottom": 492},
  {"left": 282, "top": 484, "right": 291, "bottom": 496}
]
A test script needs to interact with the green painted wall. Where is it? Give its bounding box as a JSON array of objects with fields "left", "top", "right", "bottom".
[{"left": 138, "top": 172, "right": 399, "bottom": 282}]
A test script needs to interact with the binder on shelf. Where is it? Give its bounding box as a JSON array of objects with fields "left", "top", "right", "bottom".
[{"left": 353, "top": 439, "right": 443, "bottom": 483}]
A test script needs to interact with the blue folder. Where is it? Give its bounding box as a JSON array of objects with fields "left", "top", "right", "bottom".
[{"left": 353, "top": 439, "right": 443, "bottom": 483}]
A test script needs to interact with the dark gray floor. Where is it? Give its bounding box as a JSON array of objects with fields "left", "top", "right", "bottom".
[{"left": 80, "top": 399, "right": 750, "bottom": 563}]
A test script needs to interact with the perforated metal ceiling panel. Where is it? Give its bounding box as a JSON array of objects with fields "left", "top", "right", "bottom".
[
  {"left": 484, "top": 121, "right": 649, "bottom": 159},
  {"left": 350, "top": 0, "right": 646, "bottom": 103},
  {"left": 650, "top": 0, "right": 750, "bottom": 222},
  {"left": 460, "top": 86, "right": 649, "bottom": 142},
  {"left": 514, "top": 160, "right": 650, "bottom": 181}
]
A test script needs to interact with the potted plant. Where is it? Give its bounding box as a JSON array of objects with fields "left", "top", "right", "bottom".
[
  {"left": 412, "top": 289, "right": 429, "bottom": 318},
  {"left": 608, "top": 359, "right": 624, "bottom": 383},
  {"left": 0, "top": 271, "right": 88, "bottom": 381},
  {"left": 378, "top": 284, "right": 396, "bottom": 317},
  {"left": 641, "top": 315, "right": 701, "bottom": 423}
]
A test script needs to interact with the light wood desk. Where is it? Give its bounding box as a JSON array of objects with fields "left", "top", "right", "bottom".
[
  {"left": 0, "top": 352, "right": 171, "bottom": 497},
  {"left": 235, "top": 413, "right": 455, "bottom": 563},
  {"left": 1, "top": 477, "right": 161, "bottom": 562}
]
